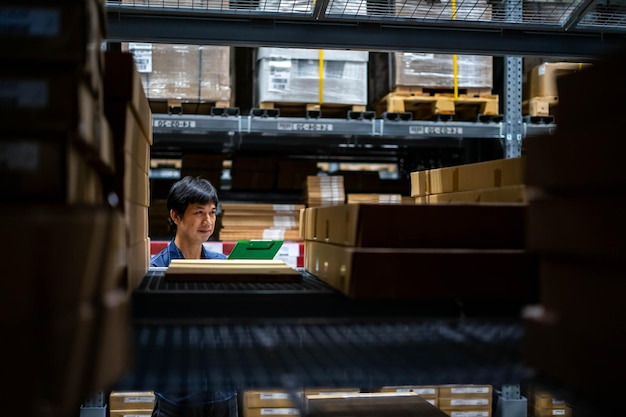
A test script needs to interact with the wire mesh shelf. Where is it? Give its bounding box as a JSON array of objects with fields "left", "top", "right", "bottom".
[{"left": 106, "top": 0, "right": 626, "bottom": 31}]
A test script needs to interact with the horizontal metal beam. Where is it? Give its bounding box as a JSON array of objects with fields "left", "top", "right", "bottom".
[{"left": 106, "top": 9, "right": 626, "bottom": 57}]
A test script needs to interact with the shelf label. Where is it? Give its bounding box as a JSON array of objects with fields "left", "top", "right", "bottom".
[
  {"left": 278, "top": 122, "right": 333, "bottom": 132},
  {"left": 409, "top": 126, "right": 463, "bottom": 135},
  {"left": 153, "top": 118, "right": 197, "bottom": 129},
  {"left": 128, "top": 43, "right": 153, "bottom": 73}
]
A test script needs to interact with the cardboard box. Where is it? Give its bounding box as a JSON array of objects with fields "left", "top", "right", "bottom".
[
  {"left": 127, "top": 238, "right": 150, "bottom": 291},
  {"left": 438, "top": 385, "right": 493, "bottom": 397},
  {"left": 555, "top": 52, "right": 625, "bottom": 136},
  {"left": 410, "top": 170, "right": 430, "bottom": 197},
  {"left": 243, "top": 389, "right": 302, "bottom": 408},
  {"left": 429, "top": 158, "right": 524, "bottom": 194},
  {"left": 527, "top": 62, "right": 591, "bottom": 99},
  {"left": 532, "top": 405, "right": 572, "bottom": 417},
  {"left": 104, "top": 51, "right": 153, "bottom": 142},
  {"left": 125, "top": 200, "right": 150, "bottom": 245},
  {"left": 523, "top": 306, "right": 625, "bottom": 400},
  {"left": 0, "top": 0, "right": 105, "bottom": 92},
  {"left": 0, "top": 206, "right": 125, "bottom": 324},
  {"left": 523, "top": 133, "right": 626, "bottom": 190},
  {"left": 243, "top": 408, "right": 300, "bottom": 417},
  {"left": 304, "top": 203, "right": 526, "bottom": 249},
  {"left": 527, "top": 196, "right": 626, "bottom": 261},
  {"left": 427, "top": 185, "right": 527, "bottom": 204},
  {"left": 379, "top": 385, "right": 438, "bottom": 398},
  {"left": 109, "top": 391, "right": 155, "bottom": 411},
  {"left": 305, "top": 240, "right": 537, "bottom": 299},
  {"left": 0, "top": 136, "right": 106, "bottom": 204},
  {"left": 0, "top": 71, "right": 99, "bottom": 140},
  {"left": 539, "top": 258, "right": 626, "bottom": 325},
  {"left": 438, "top": 396, "right": 491, "bottom": 409}
]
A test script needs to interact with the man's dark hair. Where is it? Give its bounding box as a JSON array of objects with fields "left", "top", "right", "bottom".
[{"left": 167, "top": 176, "right": 219, "bottom": 231}]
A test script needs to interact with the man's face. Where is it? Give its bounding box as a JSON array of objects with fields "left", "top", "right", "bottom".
[{"left": 173, "top": 202, "right": 218, "bottom": 244}]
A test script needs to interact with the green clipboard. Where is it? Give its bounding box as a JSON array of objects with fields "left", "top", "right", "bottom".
[{"left": 227, "top": 240, "right": 284, "bottom": 260}]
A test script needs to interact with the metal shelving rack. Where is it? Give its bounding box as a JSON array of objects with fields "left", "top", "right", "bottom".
[
  {"left": 105, "top": 2, "right": 625, "bottom": 411},
  {"left": 105, "top": 0, "right": 626, "bottom": 160}
]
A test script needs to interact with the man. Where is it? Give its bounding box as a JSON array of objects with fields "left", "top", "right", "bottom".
[
  {"left": 150, "top": 176, "right": 238, "bottom": 417},
  {"left": 151, "top": 176, "right": 226, "bottom": 267}
]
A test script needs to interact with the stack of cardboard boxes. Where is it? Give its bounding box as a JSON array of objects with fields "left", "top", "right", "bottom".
[
  {"left": 0, "top": 1, "right": 133, "bottom": 415},
  {"left": 301, "top": 202, "right": 536, "bottom": 300},
  {"left": 522, "top": 49, "right": 626, "bottom": 404}
]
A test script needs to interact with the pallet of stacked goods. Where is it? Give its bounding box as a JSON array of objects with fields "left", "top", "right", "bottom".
[
  {"left": 254, "top": 48, "right": 370, "bottom": 119},
  {"left": 220, "top": 202, "right": 304, "bottom": 243},
  {"left": 305, "top": 175, "right": 346, "bottom": 207},
  {"left": 369, "top": 52, "right": 498, "bottom": 121},
  {"left": 123, "top": 42, "right": 234, "bottom": 115},
  {"left": 0, "top": 1, "right": 132, "bottom": 415},
  {"left": 522, "top": 48, "right": 626, "bottom": 409}
]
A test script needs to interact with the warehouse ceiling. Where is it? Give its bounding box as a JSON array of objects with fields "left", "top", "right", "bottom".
[{"left": 106, "top": 0, "right": 626, "bottom": 57}]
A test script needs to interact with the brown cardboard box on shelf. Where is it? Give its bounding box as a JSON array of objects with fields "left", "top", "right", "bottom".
[
  {"left": 0, "top": 71, "right": 99, "bottom": 142},
  {"left": 438, "top": 384, "right": 493, "bottom": 397},
  {"left": 0, "top": 206, "right": 126, "bottom": 324},
  {"left": 527, "top": 62, "right": 591, "bottom": 100},
  {"left": 523, "top": 133, "right": 626, "bottom": 190},
  {"left": 538, "top": 258, "right": 626, "bottom": 325},
  {"left": 410, "top": 170, "right": 430, "bottom": 197},
  {"left": 523, "top": 306, "right": 626, "bottom": 400},
  {"left": 429, "top": 158, "right": 524, "bottom": 195},
  {"left": 0, "top": 0, "right": 105, "bottom": 93},
  {"left": 104, "top": 51, "right": 153, "bottom": 142},
  {"left": 527, "top": 196, "right": 626, "bottom": 261},
  {"left": 243, "top": 408, "right": 300, "bottom": 417},
  {"left": 303, "top": 203, "right": 526, "bottom": 249},
  {"left": 427, "top": 185, "right": 527, "bottom": 204},
  {"left": 305, "top": 240, "right": 536, "bottom": 299},
  {"left": 0, "top": 135, "right": 107, "bottom": 204},
  {"left": 554, "top": 52, "right": 625, "bottom": 136}
]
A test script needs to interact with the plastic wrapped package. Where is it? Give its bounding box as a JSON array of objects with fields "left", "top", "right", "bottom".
[
  {"left": 393, "top": 52, "right": 493, "bottom": 89},
  {"left": 125, "top": 43, "right": 232, "bottom": 103},
  {"left": 256, "top": 48, "right": 369, "bottom": 105}
]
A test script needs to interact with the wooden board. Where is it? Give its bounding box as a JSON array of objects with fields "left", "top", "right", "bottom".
[{"left": 164, "top": 259, "right": 302, "bottom": 282}]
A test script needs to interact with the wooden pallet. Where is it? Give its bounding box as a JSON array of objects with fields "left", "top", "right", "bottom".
[
  {"left": 522, "top": 96, "right": 558, "bottom": 117},
  {"left": 257, "top": 101, "right": 367, "bottom": 118},
  {"left": 376, "top": 88, "right": 499, "bottom": 121},
  {"left": 149, "top": 99, "right": 233, "bottom": 115}
]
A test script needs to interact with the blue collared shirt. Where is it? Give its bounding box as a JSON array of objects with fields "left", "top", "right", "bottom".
[{"left": 150, "top": 240, "right": 227, "bottom": 267}]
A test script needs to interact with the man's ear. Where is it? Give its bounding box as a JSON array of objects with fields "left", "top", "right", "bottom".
[{"left": 169, "top": 209, "right": 180, "bottom": 223}]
